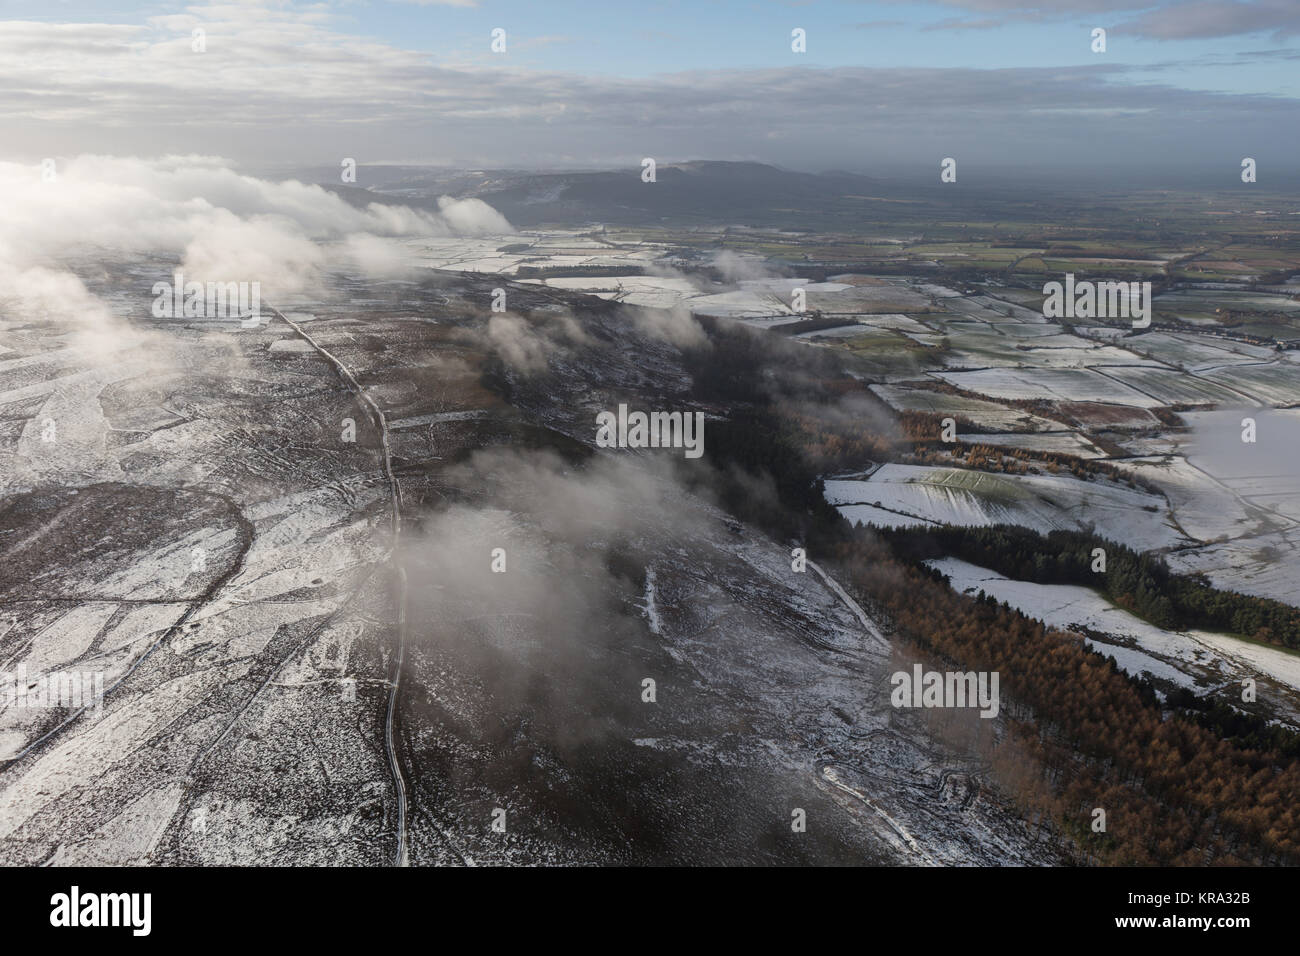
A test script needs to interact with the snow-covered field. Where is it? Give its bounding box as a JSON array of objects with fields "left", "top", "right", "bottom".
[
  {"left": 825, "top": 463, "right": 1184, "bottom": 549},
  {"left": 1199, "top": 363, "right": 1300, "bottom": 406},
  {"left": 1097, "top": 365, "right": 1258, "bottom": 405},
  {"left": 869, "top": 385, "right": 1070, "bottom": 432},
  {"left": 927, "top": 557, "right": 1300, "bottom": 727},
  {"left": 402, "top": 232, "right": 671, "bottom": 277},
  {"left": 932, "top": 367, "right": 1165, "bottom": 407},
  {"left": 1167, "top": 528, "right": 1300, "bottom": 606},
  {"left": 1114, "top": 456, "right": 1276, "bottom": 543},
  {"left": 956, "top": 431, "right": 1106, "bottom": 458},
  {"left": 1122, "top": 331, "right": 1276, "bottom": 370}
]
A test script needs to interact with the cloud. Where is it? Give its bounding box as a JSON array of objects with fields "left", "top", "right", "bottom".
[
  {"left": 402, "top": 447, "right": 702, "bottom": 748},
  {"left": 923, "top": 17, "right": 1019, "bottom": 30},
  {"left": 0, "top": 260, "right": 125, "bottom": 358},
  {"left": 0, "top": 2, "right": 1295, "bottom": 169},
  {"left": 481, "top": 288, "right": 702, "bottom": 377},
  {"left": 341, "top": 232, "right": 421, "bottom": 278},
  {"left": 0, "top": 153, "right": 513, "bottom": 352},
  {"left": 929, "top": 1, "right": 1169, "bottom": 11},
  {"left": 486, "top": 314, "right": 554, "bottom": 375},
  {"left": 627, "top": 305, "right": 708, "bottom": 350},
  {"left": 927, "top": 0, "right": 1300, "bottom": 39},
  {"left": 710, "top": 251, "right": 774, "bottom": 283},
  {"left": 1121, "top": 1, "right": 1300, "bottom": 39},
  {"left": 435, "top": 196, "right": 514, "bottom": 234}
]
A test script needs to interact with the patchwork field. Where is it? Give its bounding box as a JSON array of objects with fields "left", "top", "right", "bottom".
[
  {"left": 1097, "top": 365, "right": 1259, "bottom": 405},
  {"left": 955, "top": 431, "right": 1106, "bottom": 458},
  {"left": 932, "top": 367, "right": 1165, "bottom": 407},
  {"left": 869, "top": 384, "right": 1070, "bottom": 431},
  {"left": 824, "top": 464, "right": 1184, "bottom": 550}
]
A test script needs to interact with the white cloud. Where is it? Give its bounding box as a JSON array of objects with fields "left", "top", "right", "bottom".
[
  {"left": 0, "top": 153, "right": 513, "bottom": 342},
  {"left": 0, "top": 2, "right": 1294, "bottom": 168}
]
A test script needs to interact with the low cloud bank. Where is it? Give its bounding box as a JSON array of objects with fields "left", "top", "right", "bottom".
[{"left": 0, "top": 153, "right": 514, "bottom": 336}]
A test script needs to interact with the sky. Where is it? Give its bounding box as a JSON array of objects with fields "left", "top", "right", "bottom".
[{"left": 0, "top": 0, "right": 1296, "bottom": 173}]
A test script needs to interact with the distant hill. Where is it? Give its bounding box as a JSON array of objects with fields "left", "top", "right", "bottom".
[
  {"left": 308, "top": 160, "right": 1181, "bottom": 231},
  {"left": 312, "top": 161, "right": 944, "bottom": 229},
  {"left": 444, "top": 161, "right": 907, "bottom": 227}
]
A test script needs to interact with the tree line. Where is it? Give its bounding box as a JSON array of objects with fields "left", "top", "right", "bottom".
[{"left": 884, "top": 524, "right": 1300, "bottom": 650}]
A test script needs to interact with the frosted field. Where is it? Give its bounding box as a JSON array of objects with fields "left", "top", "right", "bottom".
[
  {"left": 1017, "top": 331, "right": 1132, "bottom": 350},
  {"left": 691, "top": 289, "right": 796, "bottom": 318},
  {"left": 836, "top": 504, "right": 936, "bottom": 529},
  {"left": 1073, "top": 326, "right": 1130, "bottom": 342},
  {"left": 939, "top": 342, "right": 1152, "bottom": 370},
  {"left": 1097, "top": 365, "right": 1259, "bottom": 405},
  {"left": 1108, "top": 411, "right": 1300, "bottom": 606},
  {"left": 824, "top": 463, "right": 1184, "bottom": 549},
  {"left": 982, "top": 287, "right": 1045, "bottom": 308},
  {"left": 403, "top": 232, "right": 672, "bottom": 276},
  {"left": 736, "top": 277, "right": 843, "bottom": 292},
  {"left": 920, "top": 326, "right": 1095, "bottom": 369},
  {"left": 795, "top": 324, "right": 901, "bottom": 342},
  {"left": 1123, "top": 331, "right": 1277, "bottom": 370},
  {"left": 1156, "top": 289, "right": 1300, "bottom": 316},
  {"left": 927, "top": 558, "right": 1300, "bottom": 725},
  {"left": 802, "top": 313, "right": 935, "bottom": 337},
  {"left": 1199, "top": 362, "right": 1300, "bottom": 406},
  {"left": 933, "top": 367, "right": 1164, "bottom": 407},
  {"left": 520, "top": 275, "right": 864, "bottom": 317},
  {"left": 403, "top": 235, "right": 528, "bottom": 273},
  {"left": 522, "top": 275, "right": 701, "bottom": 310},
  {"left": 956, "top": 431, "right": 1106, "bottom": 458},
  {"left": 1115, "top": 456, "right": 1278, "bottom": 543},
  {"left": 1112, "top": 434, "right": 1186, "bottom": 457},
  {"left": 693, "top": 280, "right": 861, "bottom": 318},
  {"left": 924, "top": 318, "right": 988, "bottom": 335},
  {"left": 972, "top": 297, "right": 1046, "bottom": 323},
  {"left": 855, "top": 313, "right": 934, "bottom": 334},
  {"left": 942, "top": 295, "right": 1047, "bottom": 324},
  {"left": 738, "top": 314, "right": 815, "bottom": 329},
  {"left": 869, "top": 385, "right": 1070, "bottom": 431},
  {"left": 998, "top": 322, "right": 1083, "bottom": 339},
  {"left": 801, "top": 283, "right": 931, "bottom": 313},
  {"left": 926, "top": 558, "right": 1192, "bottom": 689},
  {"left": 915, "top": 282, "right": 963, "bottom": 299},
  {"left": 1167, "top": 528, "right": 1300, "bottom": 607}
]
